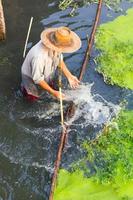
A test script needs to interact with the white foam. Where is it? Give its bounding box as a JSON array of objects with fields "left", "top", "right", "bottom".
[
  {"left": 0, "top": 141, "right": 54, "bottom": 172},
  {"left": 64, "top": 83, "right": 120, "bottom": 127}
]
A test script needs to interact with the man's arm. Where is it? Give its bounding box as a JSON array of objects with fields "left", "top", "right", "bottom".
[
  {"left": 60, "top": 60, "right": 80, "bottom": 89},
  {"left": 31, "top": 56, "right": 65, "bottom": 100},
  {"left": 38, "top": 80, "right": 65, "bottom": 100}
]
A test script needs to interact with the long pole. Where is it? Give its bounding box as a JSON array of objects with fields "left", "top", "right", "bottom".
[
  {"left": 78, "top": 0, "right": 103, "bottom": 81},
  {"left": 49, "top": 55, "right": 66, "bottom": 200},
  {"left": 23, "top": 16, "right": 33, "bottom": 58},
  {"left": 48, "top": 1, "right": 103, "bottom": 199}
]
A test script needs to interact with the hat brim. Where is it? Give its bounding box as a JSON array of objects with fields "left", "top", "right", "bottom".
[{"left": 41, "top": 27, "right": 82, "bottom": 53}]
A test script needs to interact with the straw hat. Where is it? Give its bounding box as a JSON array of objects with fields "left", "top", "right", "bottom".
[{"left": 41, "top": 27, "right": 81, "bottom": 53}]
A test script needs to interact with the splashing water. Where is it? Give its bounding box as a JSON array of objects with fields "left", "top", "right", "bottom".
[
  {"left": 0, "top": 83, "right": 120, "bottom": 171},
  {"left": 11, "top": 83, "right": 120, "bottom": 132},
  {"left": 0, "top": 84, "right": 120, "bottom": 174},
  {"left": 64, "top": 83, "right": 120, "bottom": 127}
]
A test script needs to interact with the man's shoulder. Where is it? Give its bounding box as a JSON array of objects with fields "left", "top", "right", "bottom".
[{"left": 28, "top": 41, "right": 48, "bottom": 58}]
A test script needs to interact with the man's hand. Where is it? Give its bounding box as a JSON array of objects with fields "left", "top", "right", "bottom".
[
  {"left": 59, "top": 61, "right": 80, "bottom": 89},
  {"left": 52, "top": 90, "right": 66, "bottom": 100},
  {"left": 68, "top": 75, "right": 80, "bottom": 89}
]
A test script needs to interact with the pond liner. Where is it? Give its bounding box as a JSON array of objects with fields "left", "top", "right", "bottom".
[
  {"left": 48, "top": 0, "right": 103, "bottom": 200},
  {"left": 0, "top": 0, "right": 6, "bottom": 40}
]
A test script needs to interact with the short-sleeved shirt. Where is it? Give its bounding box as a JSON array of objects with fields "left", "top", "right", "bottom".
[
  {"left": 21, "top": 41, "right": 62, "bottom": 83},
  {"left": 21, "top": 41, "right": 62, "bottom": 96}
]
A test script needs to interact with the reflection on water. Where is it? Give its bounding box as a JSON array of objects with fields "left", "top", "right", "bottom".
[{"left": 0, "top": 0, "right": 133, "bottom": 199}]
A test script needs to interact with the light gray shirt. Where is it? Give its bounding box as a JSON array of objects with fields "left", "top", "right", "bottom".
[{"left": 21, "top": 41, "right": 62, "bottom": 84}]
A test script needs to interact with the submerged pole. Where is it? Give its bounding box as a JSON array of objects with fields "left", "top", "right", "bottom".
[
  {"left": 48, "top": 0, "right": 103, "bottom": 199},
  {"left": 0, "top": 0, "right": 6, "bottom": 40}
]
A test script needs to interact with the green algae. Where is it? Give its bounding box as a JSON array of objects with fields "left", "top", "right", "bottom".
[
  {"left": 95, "top": 8, "right": 133, "bottom": 89},
  {"left": 82, "top": 110, "right": 133, "bottom": 185},
  {"left": 54, "top": 110, "right": 133, "bottom": 200},
  {"left": 54, "top": 170, "right": 125, "bottom": 200},
  {"left": 54, "top": 170, "right": 133, "bottom": 200}
]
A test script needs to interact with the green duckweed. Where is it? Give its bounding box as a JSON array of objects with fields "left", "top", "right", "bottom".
[
  {"left": 54, "top": 110, "right": 133, "bottom": 200},
  {"left": 54, "top": 170, "right": 133, "bottom": 200},
  {"left": 95, "top": 8, "right": 133, "bottom": 89},
  {"left": 83, "top": 110, "right": 133, "bottom": 185}
]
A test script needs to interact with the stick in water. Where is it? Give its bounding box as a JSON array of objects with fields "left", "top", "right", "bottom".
[{"left": 23, "top": 17, "right": 33, "bottom": 58}]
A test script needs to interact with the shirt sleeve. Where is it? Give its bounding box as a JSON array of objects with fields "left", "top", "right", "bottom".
[{"left": 31, "top": 56, "right": 45, "bottom": 84}]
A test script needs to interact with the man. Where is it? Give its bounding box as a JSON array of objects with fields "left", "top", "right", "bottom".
[{"left": 21, "top": 26, "right": 82, "bottom": 101}]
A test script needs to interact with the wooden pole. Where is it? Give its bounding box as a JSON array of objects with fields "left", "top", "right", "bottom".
[
  {"left": 0, "top": 0, "right": 6, "bottom": 40},
  {"left": 48, "top": 1, "right": 103, "bottom": 199},
  {"left": 78, "top": 0, "right": 103, "bottom": 81},
  {"left": 49, "top": 128, "right": 67, "bottom": 200}
]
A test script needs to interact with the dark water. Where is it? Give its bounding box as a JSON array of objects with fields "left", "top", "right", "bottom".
[{"left": 0, "top": 1, "right": 133, "bottom": 199}]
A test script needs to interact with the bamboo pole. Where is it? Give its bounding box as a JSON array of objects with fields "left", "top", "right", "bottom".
[
  {"left": 58, "top": 55, "right": 64, "bottom": 128},
  {"left": 48, "top": 1, "right": 103, "bottom": 199},
  {"left": 23, "top": 17, "right": 33, "bottom": 58},
  {"left": 0, "top": 0, "right": 6, "bottom": 40}
]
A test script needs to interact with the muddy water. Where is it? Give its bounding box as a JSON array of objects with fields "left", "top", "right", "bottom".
[{"left": 0, "top": 1, "right": 133, "bottom": 199}]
